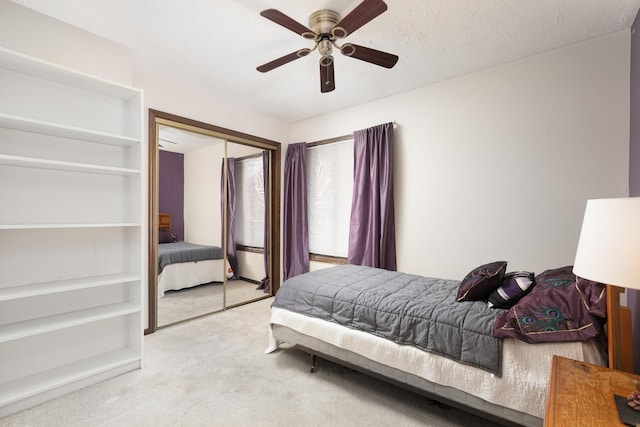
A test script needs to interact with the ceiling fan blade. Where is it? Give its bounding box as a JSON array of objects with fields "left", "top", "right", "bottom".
[
  {"left": 341, "top": 43, "right": 398, "bottom": 68},
  {"left": 257, "top": 49, "right": 311, "bottom": 73},
  {"left": 260, "top": 9, "right": 316, "bottom": 39},
  {"left": 332, "top": 0, "right": 388, "bottom": 38},
  {"left": 320, "top": 58, "right": 335, "bottom": 93}
]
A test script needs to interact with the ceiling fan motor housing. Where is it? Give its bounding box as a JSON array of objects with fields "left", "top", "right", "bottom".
[{"left": 308, "top": 9, "right": 341, "bottom": 37}]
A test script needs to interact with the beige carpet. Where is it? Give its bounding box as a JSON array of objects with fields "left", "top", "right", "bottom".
[
  {"left": 1, "top": 298, "right": 500, "bottom": 427},
  {"left": 158, "top": 279, "right": 268, "bottom": 326}
]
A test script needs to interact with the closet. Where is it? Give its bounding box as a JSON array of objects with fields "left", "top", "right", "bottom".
[
  {"left": 0, "top": 47, "right": 144, "bottom": 416},
  {"left": 147, "top": 110, "right": 280, "bottom": 332}
]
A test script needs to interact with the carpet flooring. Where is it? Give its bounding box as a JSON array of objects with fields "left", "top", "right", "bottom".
[
  {"left": 158, "top": 279, "right": 268, "bottom": 326},
  {"left": 1, "top": 298, "right": 501, "bottom": 427}
]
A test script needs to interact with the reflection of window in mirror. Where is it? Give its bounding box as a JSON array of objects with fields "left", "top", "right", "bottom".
[
  {"left": 225, "top": 144, "right": 270, "bottom": 307},
  {"left": 235, "top": 154, "right": 265, "bottom": 250}
]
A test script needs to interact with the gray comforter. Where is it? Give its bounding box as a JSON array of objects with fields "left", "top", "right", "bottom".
[
  {"left": 158, "top": 241, "right": 224, "bottom": 274},
  {"left": 272, "top": 264, "right": 506, "bottom": 375}
]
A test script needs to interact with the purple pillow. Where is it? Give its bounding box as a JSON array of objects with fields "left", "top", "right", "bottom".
[
  {"left": 457, "top": 261, "right": 507, "bottom": 302},
  {"left": 159, "top": 230, "right": 175, "bottom": 244},
  {"left": 493, "top": 266, "right": 607, "bottom": 343},
  {"left": 577, "top": 276, "right": 607, "bottom": 318},
  {"left": 487, "top": 271, "right": 535, "bottom": 309}
]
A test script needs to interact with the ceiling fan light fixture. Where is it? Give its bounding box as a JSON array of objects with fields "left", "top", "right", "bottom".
[{"left": 318, "top": 39, "right": 333, "bottom": 56}]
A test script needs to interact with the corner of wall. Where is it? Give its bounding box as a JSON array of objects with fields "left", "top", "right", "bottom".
[{"left": 0, "top": 0, "right": 133, "bottom": 85}]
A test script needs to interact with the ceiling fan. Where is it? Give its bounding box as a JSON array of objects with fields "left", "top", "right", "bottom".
[{"left": 257, "top": 0, "right": 399, "bottom": 93}]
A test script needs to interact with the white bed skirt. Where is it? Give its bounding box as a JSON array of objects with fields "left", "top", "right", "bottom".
[
  {"left": 267, "top": 307, "right": 604, "bottom": 421},
  {"left": 158, "top": 259, "right": 225, "bottom": 297}
]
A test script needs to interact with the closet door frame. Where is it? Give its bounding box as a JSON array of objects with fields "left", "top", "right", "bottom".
[{"left": 146, "top": 109, "right": 281, "bottom": 334}]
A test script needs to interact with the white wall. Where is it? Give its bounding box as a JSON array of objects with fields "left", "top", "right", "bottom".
[
  {"left": 134, "top": 70, "right": 288, "bottom": 144},
  {"left": 184, "top": 141, "right": 265, "bottom": 244},
  {"left": 236, "top": 251, "right": 264, "bottom": 282},
  {"left": 0, "top": 0, "right": 133, "bottom": 85},
  {"left": 184, "top": 143, "right": 224, "bottom": 245},
  {"left": 291, "top": 31, "right": 630, "bottom": 280}
]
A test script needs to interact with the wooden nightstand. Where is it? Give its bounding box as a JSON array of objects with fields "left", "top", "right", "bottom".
[{"left": 545, "top": 355, "right": 640, "bottom": 426}]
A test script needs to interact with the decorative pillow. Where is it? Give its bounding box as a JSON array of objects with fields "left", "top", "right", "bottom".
[
  {"left": 487, "top": 271, "right": 536, "bottom": 309},
  {"left": 159, "top": 230, "right": 175, "bottom": 244},
  {"left": 493, "top": 266, "right": 607, "bottom": 343},
  {"left": 577, "top": 276, "right": 607, "bottom": 318},
  {"left": 456, "top": 261, "right": 507, "bottom": 302}
]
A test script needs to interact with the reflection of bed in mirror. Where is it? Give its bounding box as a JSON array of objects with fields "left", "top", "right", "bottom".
[
  {"left": 158, "top": 242, "right": 224, "bottom": 298},
  {"left": 157, "top": 241, "right": 225, "bottom": 297}
]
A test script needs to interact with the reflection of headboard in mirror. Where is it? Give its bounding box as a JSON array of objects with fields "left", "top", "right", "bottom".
[{"left": 159, "top": 213, "right": 172, "bottom": 230}]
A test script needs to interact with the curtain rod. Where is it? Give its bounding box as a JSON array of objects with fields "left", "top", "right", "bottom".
[{"left": 306, "top": 121, "right": 396, "bottom": 148}]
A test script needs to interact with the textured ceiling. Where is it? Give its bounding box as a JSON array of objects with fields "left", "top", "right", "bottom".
[
  {"left": 11, "top": 0, "right": 640, "bottom": 123},
  {"left": 158, "top": 125, "right": 224, "bottom": 154}
]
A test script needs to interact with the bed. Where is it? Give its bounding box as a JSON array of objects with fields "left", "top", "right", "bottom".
[
  {"left": 266, "top": 263, "right": 610, "bottom": 427},
  {"left": 157, "top": 241, "right": 225, "bottom": 297},
  {"left": 157, "top": 212, "right": 227, "bottom": 297}
]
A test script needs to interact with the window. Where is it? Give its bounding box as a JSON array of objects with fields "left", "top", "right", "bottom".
[
  {"left": 306, "top": 139, "right": 354, "bottom": 258},
  {"left": 234, "top": 155, "right": 265, "bottom": 248}
]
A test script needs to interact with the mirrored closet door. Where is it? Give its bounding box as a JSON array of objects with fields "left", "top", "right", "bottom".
[
  {"left": 147, "top": 110, "right": 280, "bottom": 333},
  {"left": 224, "top": 142, "right": 272, "bottom": 307},
  {"left": 155, "top": 125, "right": 225, "bottom": 326}
]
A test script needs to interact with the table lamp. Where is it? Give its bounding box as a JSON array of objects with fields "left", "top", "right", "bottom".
[{"left": 573, "top": 197, "right": 640, "bottom": 371}]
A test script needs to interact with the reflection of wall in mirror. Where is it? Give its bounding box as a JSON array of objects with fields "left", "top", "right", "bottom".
[
  {"left": 236, "top": 251, "right": 265, "bottom": 282},
  {"left": 184, "top": 144, "right": 224, "bottom": 246},
  {"left": 159, "top": 150, "right": 184, "bottom": 241},
  {"left": 169, "top": 141, "right": 269, "bottom": 280}
]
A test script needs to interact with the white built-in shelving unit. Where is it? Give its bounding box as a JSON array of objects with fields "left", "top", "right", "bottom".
[{"left": 0, "top": 47, "right": 145, "bottom": 416}]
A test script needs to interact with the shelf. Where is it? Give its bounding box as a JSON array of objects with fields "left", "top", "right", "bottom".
[
  {"left": 0, "top": 47, "right": 141, "bottom": 101},
  {"left": 0, "top": 273, "right": 141, "bottom": 301},
  {"left": 0, "top": 302, "right": 140, "bottom": 343},
  {"left": 0, "top": 223, "right": 141, "bottom": 230},
  {"left": 0, "top": 113, "right": 139, "bottom": 147},
  {"left": 0, "top": 45, "right": 144, "bottom": 415},
  {"left": 0, "top": 348, "right": 140, "bottom": 407},
  {"left": 0, "top": 153, "right": 140, "bottom": 175}
]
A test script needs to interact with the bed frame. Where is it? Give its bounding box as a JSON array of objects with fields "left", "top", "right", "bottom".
[
  {"left": 271, "top": 284, "right": 632, "bottom": 427},
  {"left": 159, "top": 212, "right": 172, "bottom": 230},
  {"left": 272, "top": 323, "right": 536, "bottom": 427}
]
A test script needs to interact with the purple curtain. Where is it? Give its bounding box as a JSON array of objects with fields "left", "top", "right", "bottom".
[
  {"left": 348, "top": 122, "right": 397, "bottom": 271},
  {"left": 257, "top": 151, "right": 271, "bottom": 293},
  {"left": 221, "top": 157, "right": 239, "bottom": 279},
  {"left": 283, "top": 142, "right": 310, "bottom": 280}
]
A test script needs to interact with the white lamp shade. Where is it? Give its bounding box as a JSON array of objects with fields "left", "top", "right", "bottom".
[{"left": 573, "top": 197, "right": 640, "bottom": 290}]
